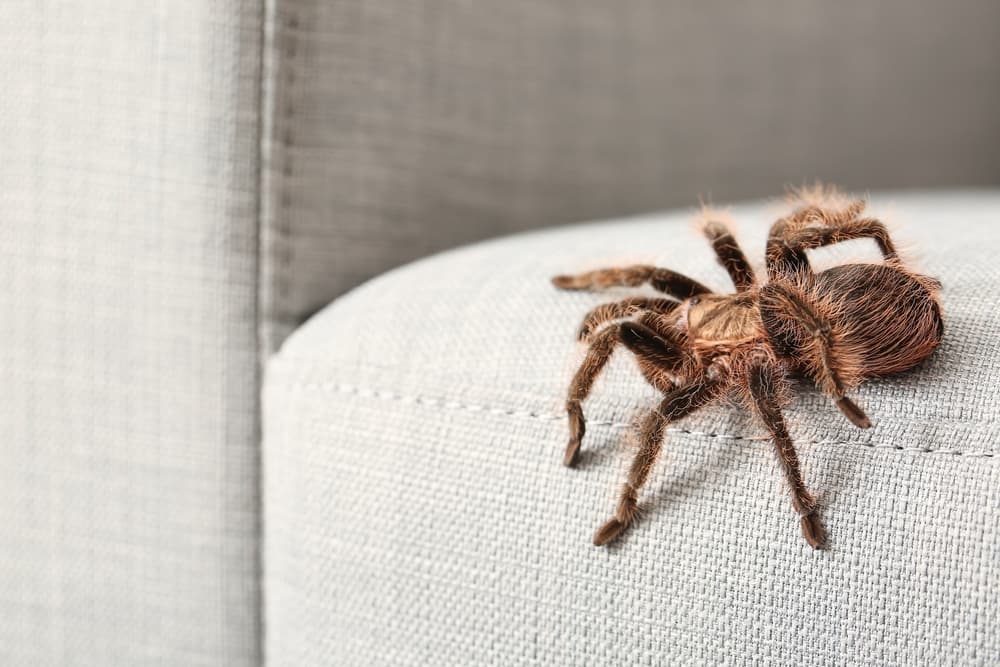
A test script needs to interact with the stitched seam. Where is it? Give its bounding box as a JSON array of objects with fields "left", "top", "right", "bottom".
[
  {"left": 281, "top": 381, "right": 997, "bottom": 458},
  {"left": 249, "top": 1, "right": 271, "bottom": 661},
  {"left": 256, "top": 0, "right": 300, "bottom": 658}
]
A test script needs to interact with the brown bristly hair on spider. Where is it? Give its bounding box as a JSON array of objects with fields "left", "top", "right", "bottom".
[{"left": 550, "top": 185, "right": 943, "bottom": 549}]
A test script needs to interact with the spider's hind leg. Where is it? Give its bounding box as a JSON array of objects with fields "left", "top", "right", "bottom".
[
  {"left": 767, "top": 211, "right": 898, "bottom": 280},
  {"left": 563, "top": 312, "right": 692, "bottom": 467},
  {"left": 761, "top": 283, "right": 871, "bottom": 429}
]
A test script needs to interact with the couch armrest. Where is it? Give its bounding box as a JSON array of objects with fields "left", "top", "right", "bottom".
[
  {"left": 0, "top": 4, "right": 262, "bottom": 664},
  {"left": 263, "top": 191, "right": 1000, "bottom": 664}
]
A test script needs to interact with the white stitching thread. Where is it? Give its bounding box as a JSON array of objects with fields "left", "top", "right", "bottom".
[{"left": 284, "top": 381, "right": 996, "bottom": 458}]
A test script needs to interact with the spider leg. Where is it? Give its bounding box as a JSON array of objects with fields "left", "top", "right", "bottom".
[
  {"left": 563, "top": 314, "right": 693, "bottom": 467},
  {"left": 778, "top": 197, "right": 867, "bottom": 229},
  {"left": 763, "top": 283, "right": 871, "bottom": 428},
  {"left": 576, "top": 297, "right": 679, "bottom": 341},
  {"left": 746, "top": 354, "right": 826, "bottom": 549},
  {"left": 767, "top": 216, "right": 898, "bottom": 280},
  {"left": 766, "top": 187, "right": 866, "bottom": 261},
  {"left": 593, "top": 374, "right": 725, "bottom": 546},
  {"left": 702, "top": 220, "right": 756, "bottom": 292},
  {"left": 552, "top": 265, "right": 711, "bottom": 300}
]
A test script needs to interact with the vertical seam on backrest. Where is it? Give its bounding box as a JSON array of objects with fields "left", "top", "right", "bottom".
[{"left": 255, "top": 0, "right": 301, "bottom": 662}]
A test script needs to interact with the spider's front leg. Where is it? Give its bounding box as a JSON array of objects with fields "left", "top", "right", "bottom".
[
  {"left": 701, "top": 218, "right": 756, "bottom": 292},
  {"left": 746, "top": 354, "right": 827, "bottom": 549},
  {"left": 551, "top": 265, "right": 711, "bottom": 300},
  {"left": 593, "top": 374, "right": 725, "bottom": 546},
  {"left": 576, "top": 296, "right": 679, "bottom": 341},
  {"left": 563, "top": 312, "right": 693, "bottom": 467}
]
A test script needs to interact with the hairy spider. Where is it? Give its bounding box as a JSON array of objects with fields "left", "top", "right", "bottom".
[{"left": 551, "top": 188, "right": 943, "bottom": 549}]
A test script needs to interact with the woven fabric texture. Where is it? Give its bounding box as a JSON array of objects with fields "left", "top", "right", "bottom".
[
  {"left": 0, "top": 3, "right": 262, "bottom": 665},
  {"left": 264, "top": 191, "right": 1000, "bottom": 666},
  {"left": 260, "top": 0, "right": 1000, "bottom": 350}
]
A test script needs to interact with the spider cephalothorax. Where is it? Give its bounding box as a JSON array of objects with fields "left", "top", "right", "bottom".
[{"left": 552, "top": 189, "right": 943, "bottom": 549}]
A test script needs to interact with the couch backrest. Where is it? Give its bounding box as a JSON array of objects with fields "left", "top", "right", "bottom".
[{"left": 261, "top": 0, "right": 1000, "bottom": 350}]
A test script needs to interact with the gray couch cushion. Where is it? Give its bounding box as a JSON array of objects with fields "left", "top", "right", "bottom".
[{"left": 264, "top": 190, "right": 999, "bottom": 665}]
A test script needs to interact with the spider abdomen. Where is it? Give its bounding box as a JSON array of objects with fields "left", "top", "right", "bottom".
[{"left": 760, "top": 263, "right": 943, "bottom": 385}]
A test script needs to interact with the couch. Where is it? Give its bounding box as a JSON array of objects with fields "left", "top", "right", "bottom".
[{"left": 3, "top": 2, "right": 998, "bottom": 665}]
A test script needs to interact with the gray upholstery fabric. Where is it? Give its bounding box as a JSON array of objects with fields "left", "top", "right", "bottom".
[
  {"left": 0, "top": 3, "right": 262, "bottom": 665},
  {"left": 264, "top": 191, "right": 1000, "bottom": 665},
  {"left": 261, "top": 0, "right": 1000, "bottom": 350}
]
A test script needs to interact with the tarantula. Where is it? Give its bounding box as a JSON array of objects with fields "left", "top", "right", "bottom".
[{"left": 552, "top": 190, "right": 943, "bottom": 549}]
